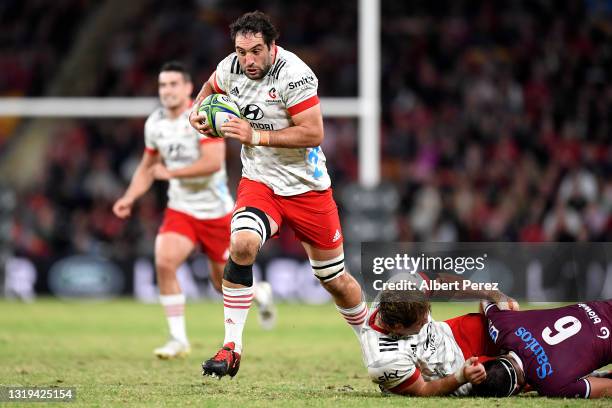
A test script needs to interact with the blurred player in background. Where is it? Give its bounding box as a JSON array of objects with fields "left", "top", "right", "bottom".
[
  {"left": 189, "top": 11, "right": 367, "bottom": 378},
  {"left": 361, "top": 275, "right": 518, "bottom": 397},
  {"left": 475, "top": 300, "right": 612, "bottom": 398},
  {"left": 113, "top": 61, "right": 275, "bottom": 360}
]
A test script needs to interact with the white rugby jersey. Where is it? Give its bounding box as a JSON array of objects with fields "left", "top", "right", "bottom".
[
  {"left": 212, "top": 46, "right": 331, "bottom": 196},
  {"left": 359, "top": 307, "right": 472, "bottom": 396},
  {"left": 144, "top": 107, "right": 234, "bottom": 219}
]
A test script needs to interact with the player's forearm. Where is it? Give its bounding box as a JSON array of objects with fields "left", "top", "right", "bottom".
[
  {"left": 123, "top": 164, "right": 154, "bottom": 200},
  {"left": 410, "top": 376, "right": 462, "bottom": 397},
  {"left": 168, "top": 158, "right": 221, "bottom": 178},
  {"left": 586, "top": 377, "right": 612, "bottom": 398},
  {"left": 254, "top": 125, "right": 323, "bottom": 148}
]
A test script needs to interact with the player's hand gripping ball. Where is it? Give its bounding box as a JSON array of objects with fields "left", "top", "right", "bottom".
[{"left": 198, "top": 94, "right": 241, "bottom": 138}]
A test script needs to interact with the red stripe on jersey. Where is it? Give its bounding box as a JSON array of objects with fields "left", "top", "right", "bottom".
[
  {"left": 287, "top": 95, "right": 319, "bottom": 116},
  {"left": 199, "top": 137, "right": 224, "bottom": 145},
  {"left": 389, "top": 368, "right": 421, "bottom": 394},
  {"left": 144, "top": 147, "right": 158, "bottom": 155},
  {"left": 368, "top": 309, "right": 390, "bottom": 335},
  {"left": 211, "top": 72, "right": 225, "bottom": 94}
]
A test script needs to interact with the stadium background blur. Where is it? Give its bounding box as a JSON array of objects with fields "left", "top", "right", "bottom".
[{"left": 1, "top": 0, "right": 612, "bottom": 300}]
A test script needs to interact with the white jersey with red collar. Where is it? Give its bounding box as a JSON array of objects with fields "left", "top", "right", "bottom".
[
  {"left": 212, "top": 45, "right": 331, "bottom": 196},
  {"left": 359, "top": 306, "right": 472, "bottom": 396},
  {"left": 144, "top": 107, "right": 234, "bottom": 219}
]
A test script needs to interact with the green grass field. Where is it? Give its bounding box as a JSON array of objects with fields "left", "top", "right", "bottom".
[{"left": 0, "top": 299, "right": 609, "bottom": 407}]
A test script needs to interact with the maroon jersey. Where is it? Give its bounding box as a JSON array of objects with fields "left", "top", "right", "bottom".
[{"left": 483, "top": 301, "right": 612, "bottom": 398}]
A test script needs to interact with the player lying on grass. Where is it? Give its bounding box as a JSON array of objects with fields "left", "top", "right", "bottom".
[
  {"left": 472, "top": 300, "right": 612, "bottom": 399},
  {"left": 360, "top": 274, "right": 519, "bottom": 397}
]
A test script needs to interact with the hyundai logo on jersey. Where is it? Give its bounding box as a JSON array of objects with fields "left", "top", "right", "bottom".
[{"left": 242, "top": 104, "right": 264, "bottom": 120}]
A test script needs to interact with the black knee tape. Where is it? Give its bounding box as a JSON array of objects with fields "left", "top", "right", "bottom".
[
  {"left": 242, "top": 206, "right": 271, "bottom": 242},
  {"left": 223, "top": 257, "right": 254, "bottom": 286}
]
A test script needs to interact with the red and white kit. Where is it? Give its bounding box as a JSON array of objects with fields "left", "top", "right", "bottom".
[
  {"left": 211, "top": 46, "right": 342, "bottom": 249},
  {"left": 145, "top": 107, "right": 234, "bottom": 260}
]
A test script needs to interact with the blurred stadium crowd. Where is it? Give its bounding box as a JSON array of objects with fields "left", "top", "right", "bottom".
[{"left": 2, "top": 0, "right": 612, "bottom": 268}]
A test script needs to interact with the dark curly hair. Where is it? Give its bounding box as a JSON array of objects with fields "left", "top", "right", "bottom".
[{"left": 230, "top": 11, "right": 279, "bottom": 47}]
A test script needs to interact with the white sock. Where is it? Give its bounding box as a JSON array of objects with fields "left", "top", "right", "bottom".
[
  {"left": 337, "top": 301, "right": 368, "bottom": 335},
  {"left": 160, "top": 294, "right": 188, "bottom": 344},
  {"left": 222, "top": 285, "right": 254, "bottom": 354}
]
